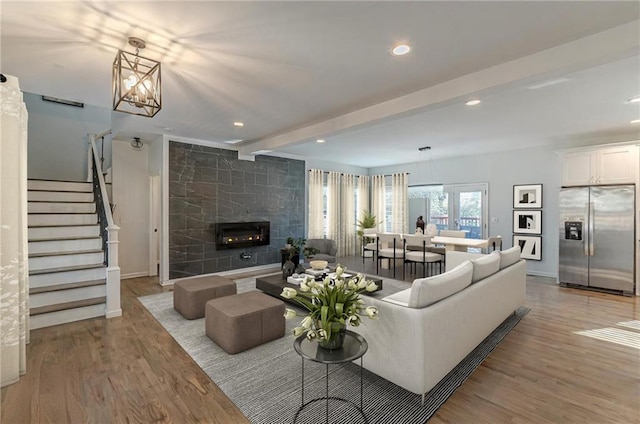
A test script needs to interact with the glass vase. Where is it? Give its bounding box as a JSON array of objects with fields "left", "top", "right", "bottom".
[{"left": 317, "top": 323, "right": 346, "bottom": 350}]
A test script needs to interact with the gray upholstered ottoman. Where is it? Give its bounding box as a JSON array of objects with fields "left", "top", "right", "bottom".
[
  {"left": 205, "top": 291, "right": 285, "bottom": 354},
  {"left": 173, "top": 275, "right": 237, "bottom": 320}
]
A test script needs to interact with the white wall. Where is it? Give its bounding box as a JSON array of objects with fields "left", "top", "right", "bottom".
[
  {"left": 24, "top": 92, "right": 112, "bottom": 181},
  {"left": 112, "top": 139, "right": 151, "bottom": 278},
  {"left": 370, "top": 145, "right": 561, "bottom": 278},
  {"left": 148, "top": 135, "right": 164, "bottom": 176},
  {"left": 305, "top": 158, "right": 369, "bottom": 176}
]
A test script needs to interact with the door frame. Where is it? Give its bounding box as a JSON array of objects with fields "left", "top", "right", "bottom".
[{"left": 149, "top": 175, "right": 161, "bottom": 276}]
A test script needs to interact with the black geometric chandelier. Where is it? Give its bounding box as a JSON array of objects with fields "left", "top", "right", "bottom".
[{"left": 112, "top": 37, "right": 161, "bottom": 117}]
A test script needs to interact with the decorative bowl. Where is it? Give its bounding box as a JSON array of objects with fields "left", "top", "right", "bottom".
[{"left": 309, "top": 260, "right": 328, "bottom": 270}]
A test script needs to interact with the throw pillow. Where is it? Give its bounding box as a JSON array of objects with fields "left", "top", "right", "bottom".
[
  {"left": 499, "top": 246, "right": 521, "bottom": 269},
  {"left": 382, "top": 288, "right": 411, "bottom": 307},
  {"left": 470, "top": 252, "right": 501, "bottom": 283},
  {"left": 408, "top": 260, "right": 473, "bottom": 308}
]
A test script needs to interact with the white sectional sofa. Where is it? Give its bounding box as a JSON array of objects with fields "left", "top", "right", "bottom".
[{"left": 355, "top": 247, "right": 526, "bottom": 402}]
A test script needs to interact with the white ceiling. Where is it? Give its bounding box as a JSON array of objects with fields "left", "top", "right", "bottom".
[{"left": 2, "top": 1, "right": 639, "bottom": 167}]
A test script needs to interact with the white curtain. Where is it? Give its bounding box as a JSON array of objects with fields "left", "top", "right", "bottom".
[
  {"left": 308, "top": 169, "right": 324, "bottom": 238},
  {"left": 371, "top": 175, "right": 386, "bottom": 232},
  {"left": 1, "top": 75, "right": 30, "bottom": 387},
  {"left": 339, "top": 174, "right": 356, "bottom": 256},
  {"left": 356, "top": 175, "right": 370, "bottom": 225},
  {"left": 326, "top": 171, "right": 340, "bottom": 243},
  {"left": 392, "top": 173, "right": 409, "bottom": 234}
]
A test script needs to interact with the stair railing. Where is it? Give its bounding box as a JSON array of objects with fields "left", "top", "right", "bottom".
[{"left": 89, "top": 130, "right": 122, "bottom": 319}]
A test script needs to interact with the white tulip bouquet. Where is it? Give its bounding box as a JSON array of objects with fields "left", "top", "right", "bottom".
[{"left": 281, "top": 264, "right": 379, "bottom": 346}]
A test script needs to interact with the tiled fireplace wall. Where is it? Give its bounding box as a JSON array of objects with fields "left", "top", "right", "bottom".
[{"left": 169, "top": 141, "right": 305, "bottom": 279}]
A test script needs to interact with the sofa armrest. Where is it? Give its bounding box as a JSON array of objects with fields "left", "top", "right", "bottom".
[{"left": 354, "top": 296, "right": 430, "bottom": 395}]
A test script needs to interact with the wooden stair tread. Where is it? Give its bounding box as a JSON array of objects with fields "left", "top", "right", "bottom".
[
  {"left": 30, "top": 279, "right": 106, "bottom": 295},
  {"left": 28, "top": 212, "right": 97, "bottom": 215},
  {"left": 28, "top": 200, "right": 95, "bottom": 203},
  {"left": 29, "top": 224, "right": 99, "bottom": 228},
  {"left": 29, "top": 235, "right": 102, "bottom": 242},
  {"left": 29, "top": 249, "right": 103, "bottom": 258},
  {"left": 28, "top": 179, "right": 109, "bottom": 184},
  {"left": 30, "top": 297, "right": 106, "bottom": 316},
  {"left": 29, "top": 263, "right": 105, "bottom": 275}
]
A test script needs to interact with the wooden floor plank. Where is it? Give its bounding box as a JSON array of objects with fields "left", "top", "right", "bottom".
[{"left": 2, "top": 258, "right": 639, "bottom": 424}]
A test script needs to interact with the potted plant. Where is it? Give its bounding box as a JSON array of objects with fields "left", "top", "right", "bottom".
[
  {"left": 285, "top": 237, "right": 306, "bottom": 264},
  {"left": 303, "top": 245, "right": 319, "bottom": 260},
  {"left": 357, "top": 210, "right": 380, "bottom": 256},
  {"left": 281, "top": 264, "right": 379, "bottom": 350},
  {"left": 357, "top": 210, "right": 379, "bottom": 237}
]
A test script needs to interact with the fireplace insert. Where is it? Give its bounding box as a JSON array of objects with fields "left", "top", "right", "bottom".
[{"left": 215, "top": 221, "right": 270, "bottom": 249}]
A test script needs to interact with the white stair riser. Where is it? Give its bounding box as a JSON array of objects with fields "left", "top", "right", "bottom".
[
  {"left": 30, "top": 285, "right": 106, "bottom": 309},
  {"left": 29, "top": 213, "right": 97, "bottom": 226},
  {"left": 28, "top": 225, "right": 100, "bottom": 240},
  {"left": 29, "top": 238, "right": 102, "bottom": 255},
  {"left": 29, "top": 252, "right": 104, "bottom": 271},
  {"left": 30, "top": 304, "right": 105, "bottom": 330},
  {"left": 28, "top": 202, "right": 96, "bottom": 213},
  {"left": 28, "top": 180, "right": 92, "bottom": 192},
  {"left": 30, "top": 267, "right": 105, "bottom": 289},
  {"left": 28, "top": 191, "right": 94, "bottom": 202}
]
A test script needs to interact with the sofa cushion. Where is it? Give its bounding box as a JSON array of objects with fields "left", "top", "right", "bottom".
[
  {"left": 470, "top": 252, "right": 501, "bottom": 283},
  {"left": 381, "top": 288, "right": 411, "bottom": 307},
  {"left": 499, "top": 246, "right": 521, "bottom": 269},
  {"left": 408, "top": 260, "right": 473, "bottom": 308}
]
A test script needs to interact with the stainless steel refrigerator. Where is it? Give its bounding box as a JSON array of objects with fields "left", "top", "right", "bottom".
[{"left": 559, "top": 185, "right": 635, "bottom": 295}]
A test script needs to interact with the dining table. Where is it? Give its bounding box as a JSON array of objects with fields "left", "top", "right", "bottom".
[{"left": 430, "top": 236, "right": 489, "bottom": 252}]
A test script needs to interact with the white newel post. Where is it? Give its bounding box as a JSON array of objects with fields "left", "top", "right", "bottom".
[
  {"left": 106, "top": 224, "right": 122, "bottom": 318},
  {"left": 86, "top": 145, "right": 92, "bottom": 182}
]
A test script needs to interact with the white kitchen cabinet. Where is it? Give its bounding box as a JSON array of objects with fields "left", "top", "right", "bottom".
[{"left": 561, "top": 146, "right": 637, "bottom": 186}]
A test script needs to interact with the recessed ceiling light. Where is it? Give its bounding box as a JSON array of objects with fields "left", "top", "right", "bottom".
[
  {"left": 233, "top": 121, "right": 244, "bottom": 127},
  {"left": 628, "top": 96, "right": 640, "bottom": 103},
  {"left": 391, "top": 44, "right": 410, "bottom": 56},
  {"left": 223, "top": 139, "right": 243, "bottom": 144},
  {"left": 316, "top": 139, "right": 325, "bottom": 143},
  {"left": 631, "top": 119, "right": 640, "bottom": 124},
  {"left": 465, "top": 99, "right": 481, "bottom": 106}
]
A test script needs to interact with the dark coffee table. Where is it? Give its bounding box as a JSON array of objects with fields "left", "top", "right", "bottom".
[{"left": 256, "top": 273, "right": 383, "bottom": 305}]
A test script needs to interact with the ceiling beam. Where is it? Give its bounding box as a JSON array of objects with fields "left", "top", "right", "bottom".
[{"left": 239, "top": 20, "right": 639, "bottom": 157}]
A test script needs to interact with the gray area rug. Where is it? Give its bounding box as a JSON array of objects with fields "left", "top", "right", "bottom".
[{"left": 139, "top": 274, "right": 529, "bottom": 423}]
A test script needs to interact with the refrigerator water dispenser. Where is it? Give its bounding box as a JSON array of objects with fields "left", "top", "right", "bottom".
[{"left": 564, "top": 221, "right": 582, "bottom": 240}]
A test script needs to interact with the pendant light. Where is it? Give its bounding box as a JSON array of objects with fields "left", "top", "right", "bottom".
[{"left": 113, "top": 37, "right": 161, "bottom": 117}]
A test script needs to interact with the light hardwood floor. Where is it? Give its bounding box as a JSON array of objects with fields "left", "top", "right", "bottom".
[{"left": 2, "top": 258, "right": 639, "bottom": 423}]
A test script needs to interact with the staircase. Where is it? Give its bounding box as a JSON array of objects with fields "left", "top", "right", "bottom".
[{"left": 28, "top": 179, "right": 108, "bottom": 329}]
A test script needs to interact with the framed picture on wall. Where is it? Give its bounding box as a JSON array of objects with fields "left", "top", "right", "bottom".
[
  {"left": 513, "top": 184, "right": 543, "bottom": 209},
  {"left": 513, "top": 235, "right": 542, "bottom": 261},
  {"left": 513, "top": 210, "right": 542, "bottom": 234}
]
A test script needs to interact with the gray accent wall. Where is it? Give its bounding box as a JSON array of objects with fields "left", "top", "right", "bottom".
[{"left": 169, "top": 141, "right": 305, "bottom": 279}]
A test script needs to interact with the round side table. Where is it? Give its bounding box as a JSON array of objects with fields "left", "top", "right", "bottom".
[{"left": 293, "top": 330, "right": 368, "bottom": 424}]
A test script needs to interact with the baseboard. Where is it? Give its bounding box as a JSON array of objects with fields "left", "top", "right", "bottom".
[
  {"left": 161, "top": 263, "right": 281, "bottom": 287},
  {"left": 121, "top": 271, "right": 149, "bottom": 279},
  {"left": 526, "top": 270, "right": 558, "bottom": 279},
  {"left": 106, "top": 309, "right": 122, "bottom": 318}
]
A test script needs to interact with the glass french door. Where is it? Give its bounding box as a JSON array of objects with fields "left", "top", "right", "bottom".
[
  {"left": 408, "top": 183, "right": 487, "bottom": 239},
  {"left": 444, "top": 183, "right": 487, "bottom": 239}
]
